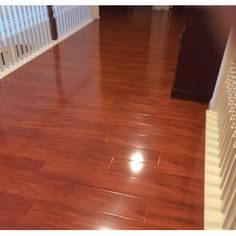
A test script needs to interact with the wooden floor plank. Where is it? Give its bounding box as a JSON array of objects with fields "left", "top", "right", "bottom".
[{"left": 19, "top": 201, "right": 164, "bottom": 230}]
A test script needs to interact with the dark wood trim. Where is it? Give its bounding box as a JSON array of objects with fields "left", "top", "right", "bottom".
[{"left": 171, "top": 89, "right": 198, "bottom": 101}]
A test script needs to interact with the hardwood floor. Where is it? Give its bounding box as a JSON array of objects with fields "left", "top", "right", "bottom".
[{"left": 0, "top": 6, "right": 207, "bottom": 229}]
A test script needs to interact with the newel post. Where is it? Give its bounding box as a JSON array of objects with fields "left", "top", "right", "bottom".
[{"left": 47, "top": 6, "right": 58, "bottom": 40}]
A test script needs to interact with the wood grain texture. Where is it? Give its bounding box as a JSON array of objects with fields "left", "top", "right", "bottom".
[{"left": 0, "top": 6, "right": 206, "bottom": 229}]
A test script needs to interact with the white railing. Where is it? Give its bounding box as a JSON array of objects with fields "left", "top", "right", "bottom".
[
  {"left": 205, "top": 27, "right": 236, "bottom": 230},
  {"left": 53, "top": 6, "right": 92, "bottom": 38},
  {"left": 0, "top": 6, "right": 51, "bottom": 70},
  {"left": 0, "top": 5, "right": 98, "bottom": 76}
]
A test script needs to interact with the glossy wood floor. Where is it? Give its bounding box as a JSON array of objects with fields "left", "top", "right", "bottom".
[{"left": 0, "top": 7, "right": 207, "bottom": 230}]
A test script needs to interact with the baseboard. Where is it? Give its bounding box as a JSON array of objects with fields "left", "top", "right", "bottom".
[{"left": 205, "top": 109, "right": 223, "bottom": 229}]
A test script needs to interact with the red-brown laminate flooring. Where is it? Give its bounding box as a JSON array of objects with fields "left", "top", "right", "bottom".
[{"left": 0, "top": 7, "right": 206, "bottom": 229}]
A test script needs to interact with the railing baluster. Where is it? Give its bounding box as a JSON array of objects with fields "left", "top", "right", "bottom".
[
  {"left": 44, "top": 6, "right": 52, "bottom": 44},
  {"left": 14, "top": 6, "right": 27, "bottom": 55},
  {"left": 60, "top": 6, "right": 66, "bottom": 36},
  {"left": 75, "top": 6, "right": 79, "bottom": 28},
  {"left": 58, "top": 6, "right": 64, "bottom": 36},
  {"left": 26, "top": 6, "right": 39, "bottom": 51},
  {"left": 68, "top": 6, "right": 72, "bottom": 32},
  {"left": 36, "top": 5, "right": 46, "bottom": 46},
  {"left": 1, "top": 6, "right": 18, "bottom": 64},
  {"left": 32, "top": 6, "right": 43, "bottom": 47},
  {"left": 7, "top": 6, "right": 23, "bottom": 59},
  {"left": 0, "top": 40, "right": 5, "bottom": 71},
  {"left": 17, "top": 6, "right": 31, "bottom": 54},
  {"left": 65, "top": 6, "right": 70, "bottom": 34},
  {"left": 21, "top": 6, "right": 34, "bottom": 51},
  {"left": 71, "top": 6, "right": 76, "bottom": 30}
]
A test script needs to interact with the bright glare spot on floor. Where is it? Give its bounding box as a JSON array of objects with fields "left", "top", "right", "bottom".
[{"left": 130, "top": 152, "right": 144, "bottom": 173}]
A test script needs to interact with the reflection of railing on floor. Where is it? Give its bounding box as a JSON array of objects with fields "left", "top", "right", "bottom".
[
  {"left": 0, "top": 6, "right": 99, "bottom": 74},
  {"left": 205, "top": 27, "right": 236, "bottom": 230}
]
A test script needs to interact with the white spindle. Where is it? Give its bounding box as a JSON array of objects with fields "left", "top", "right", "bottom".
[
  {"left": 60, "top": 6, "right": 67, "bottom": 36},
  {"left": 29, "top": 6, "right": 41, "bottom": 49},
  {"left": 26, "top": 6, "right": 39, "bottom": 51},
  {"left": 35, "top": 5, "right": 45, "bottom": 47},
  {"left": 21, "top": 6, "right": 34, "bottom": 51},
  {"left": 0, "top": 40, "right": 5, "bottom": 71},
  {"left": 13, "top": 6, "right": 28, "bottom": 55},
  {"left": 17, "top": 6, "right": 30, "bottom": 54},
  {"left": 7, "top": 6, "right": 23, "bottom": 59},
  {"left": 71, "top": 6, "right": 76, "bottom": 30},
  {"left": 32, "top": 6, "right": 44, "bottom": 48},
  {"left": 58, "top": 6, "right": 64, "bottom": 37},
  {"left": 65, "top": 6, "right": 70, "bottom": 34},
  {"left": 1, "top": 6, "right": 18, "bottom": 64},
  {"left": 67, "top": 6, "right": 72, "bottom": 32}
]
